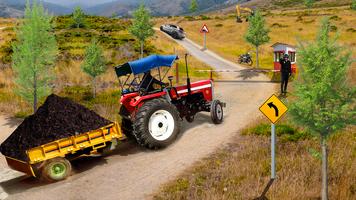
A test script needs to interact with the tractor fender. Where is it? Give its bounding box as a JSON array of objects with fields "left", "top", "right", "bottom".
[{"left": 129, "top": 91, "right": 167, "bottom": 108}]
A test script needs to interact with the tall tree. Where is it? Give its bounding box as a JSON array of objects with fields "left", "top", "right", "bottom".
[
  {"left": 289, "top": 18, "right": 355, "bottom": 200},
  {"left": 81, "top": 39, "right": 107, "bottom": 98},
  {"left": 12, "top": 0, "right": 57, "bottom": 113},
  {"left": 352, "top": 0, "right": 356, "bottom": 10},
  {"left": 190, "top": 0, "right": 198, "bottom": 13},
  {"left": 244, "top": 10, "right": 270, "bottom": 68},
  {"left": 129, "top": 3, "right": 154, "bottom": 58},
  {"left": 71, "top": 6, "right": 86, "bottom": 28}
]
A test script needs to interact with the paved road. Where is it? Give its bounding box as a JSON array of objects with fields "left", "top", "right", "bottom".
[{"left": 0, "top": 32, "right": 275, "bottom": 200}]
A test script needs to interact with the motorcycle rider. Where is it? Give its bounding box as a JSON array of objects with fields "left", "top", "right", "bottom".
[
  {"left": 280, "top": 53, "right": 292, "bottom": 94},
  {"left": 238, "top": 52, "right": 252, "bottom": 65}
]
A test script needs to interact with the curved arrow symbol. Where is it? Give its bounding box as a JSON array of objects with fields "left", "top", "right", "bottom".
[{"left": 267, "top": 102, "right": 279, "bottom": 117}]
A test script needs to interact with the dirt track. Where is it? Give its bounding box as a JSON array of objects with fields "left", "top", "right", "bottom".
[{"left": 0, "top": 35, "right": 276, "bottom": 200}]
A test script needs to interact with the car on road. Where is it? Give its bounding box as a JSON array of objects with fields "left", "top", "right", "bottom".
[{"left": 160, "top": 24, "right": 185, "bottom": 40}]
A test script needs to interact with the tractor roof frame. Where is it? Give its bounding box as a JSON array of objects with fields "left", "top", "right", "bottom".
[{"left": 115, "top": 54, "right": 178, "bottom": 92}]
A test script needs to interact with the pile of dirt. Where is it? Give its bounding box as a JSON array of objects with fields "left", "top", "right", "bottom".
[{"left": 0, "top": 94, "right": 112, "bottom": 161}]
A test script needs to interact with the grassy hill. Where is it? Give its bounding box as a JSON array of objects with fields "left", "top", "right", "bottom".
[
  {"left": 156, "top": 5, "right": 356, "bottom": 83},
  {"left": 240, "top": 0, "right": 352, "bottom": 10},
  {"left": 0, "top": 14, "right": 212, "bottom": 119},
  {"left": 0, "top": 15, "right": 144, "bottom": 119}
]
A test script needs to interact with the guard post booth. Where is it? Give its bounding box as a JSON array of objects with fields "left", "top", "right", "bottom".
[{"left": 271, "top": 43, "right": 297, "bottom": 74}]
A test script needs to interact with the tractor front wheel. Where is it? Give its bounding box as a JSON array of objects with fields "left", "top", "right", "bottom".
[
  {"left": 133, "top": 98, "right": 180, "bottom": 149},
  {"left": 211, "top": 100, "right": 224, "bottom": 124},
  {"left": 42, "top": 157, "right": 71, "bottom": 182}
]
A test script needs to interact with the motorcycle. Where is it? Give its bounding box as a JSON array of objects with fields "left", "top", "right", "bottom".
[{"left": 238, "top": 53, "right": 253, "bottom": 66}]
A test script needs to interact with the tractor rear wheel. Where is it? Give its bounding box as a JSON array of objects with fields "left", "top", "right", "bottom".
[
  {"left": 133, "top": 98, "right": 180, "bottom": 149},
  {"left": 42, "top": 157, "right": 71, "bottom": 182},
  {"left": 211, "top": 100, "right": 224, "bottom": 124}
]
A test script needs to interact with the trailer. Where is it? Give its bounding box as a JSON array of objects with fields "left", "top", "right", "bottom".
[{"left": 5, "top": 122, "right": 125, "bottom": 182}]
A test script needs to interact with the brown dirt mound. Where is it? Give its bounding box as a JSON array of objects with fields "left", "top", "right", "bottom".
[{"left": 0, "top": 94, "right": 112, "bottom": 161}]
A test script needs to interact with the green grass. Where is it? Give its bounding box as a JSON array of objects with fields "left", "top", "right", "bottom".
[
  {"left": 154, "top": 124, "right": 355, "bottom": 199},
  {"left": 60, "top": 86, "right": 121, "bottom": 121},
  {"left": 1, "top": 15, "right": 159, "bottom": 66},
  {"left": 242, "top": 123, "right": 312, "bottom": 142}
]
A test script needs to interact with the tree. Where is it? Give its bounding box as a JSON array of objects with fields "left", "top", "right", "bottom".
[
  {"left": 190, "top": 0, "right": 198, "bottom": 13},
  {"left": 244, "top": 10, "right": 270, "bottom": 68},
  {"left": 351, "top": 0, "right": 356, "bottom": 10},
  {"left": 304, "top": 0, "right": 315, "bottom": 12},
  {"left": 289, "top": 18, "right": 355, "bottom": 200},
  {"left": 71, "top": 6, "right": 86, "bottom": 28},
  {"left": 129, "top": 3, "right": 154, "bottom": 58},
  {"left": 81, "top": 39, "right": 107, "bottom": 98},
  {"left": 12, "top": 0, "right": 57, "bottom": 113},
  {"left": 111, "top": 13, "right": 117, "bottom": 18}
]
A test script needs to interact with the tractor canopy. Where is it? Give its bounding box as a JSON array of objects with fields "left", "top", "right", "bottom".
[{"left": 115, "top": 54, "right": 178, "bottom": 77}]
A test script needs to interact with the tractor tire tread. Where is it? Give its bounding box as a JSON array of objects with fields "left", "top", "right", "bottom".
[{"left": 133, "top": 98, "right": 180, "bottom": 149}]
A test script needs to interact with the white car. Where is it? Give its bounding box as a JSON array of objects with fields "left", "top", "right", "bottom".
[{"left": 160, "top": 24, "right": 185, "bottom": 40}]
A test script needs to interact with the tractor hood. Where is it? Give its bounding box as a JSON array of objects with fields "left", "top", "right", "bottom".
[{"left": 115, "top": 54, "right": 178, "bottom": 77}]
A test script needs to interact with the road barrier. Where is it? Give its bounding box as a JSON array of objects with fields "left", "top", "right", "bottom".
[{"left": 195, "top": 69, "right": 281, "bottom": 80}]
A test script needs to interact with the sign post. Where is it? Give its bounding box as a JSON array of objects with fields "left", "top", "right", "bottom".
[
  {"left": 200, "top": 24, "right": 209, "bottom": 50},
  {"left": 271, "top": 123, "right": 276, "bottom": 179},
  {"left": 256, "top": 94, "right": 288, "bottom": 199}
]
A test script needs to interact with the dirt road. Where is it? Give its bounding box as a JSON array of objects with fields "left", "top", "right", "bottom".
[{"left": 0, "top": 35, "right": 276, "bottom": 200}]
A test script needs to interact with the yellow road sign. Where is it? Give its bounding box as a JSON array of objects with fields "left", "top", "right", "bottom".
[{"left": 259, "top": 94, "right": 288, "bottom": 124}]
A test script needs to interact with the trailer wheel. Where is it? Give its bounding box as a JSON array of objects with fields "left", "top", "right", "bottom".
[
  {"left": 42, "top": 157, "right": 71, "bottom": 182},
  {"left": 133, "top": 98, "right": 180, "bottom": 149},
  {"left": 211, "top": 100, "right": 224, "bottom": 124},
  {"left": 98, "top": 139, "right": 120, "bottom": 155}
]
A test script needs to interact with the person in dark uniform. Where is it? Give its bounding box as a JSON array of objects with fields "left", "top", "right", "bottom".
[{"left": 280, "top": 54, "right": 292, "bottom": 94}]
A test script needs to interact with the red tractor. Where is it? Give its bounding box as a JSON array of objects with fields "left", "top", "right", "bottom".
[{"left": 115, "top": 54, "right": 225, "bottom": 149}]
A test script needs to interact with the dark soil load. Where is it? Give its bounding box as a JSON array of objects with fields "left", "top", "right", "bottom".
[{"left": 0, "top": 94, "right": 112, "bottom": 161}]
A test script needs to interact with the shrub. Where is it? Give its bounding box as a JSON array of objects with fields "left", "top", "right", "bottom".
[
  {"left": 304, "top": 19, "right": 315, "bottom": 23},
  {"left": 346, "top": 28, "right": 356, "bottom": 32},
  {"left": 330, "top": 15, "right": 341, "bottom": 21},
  {"left": 0, "top": 42, "right": 13, "bottom": 64},
  {"left": 271, "top": 23, "right": 289, "bottom": 28},
  {"left": 330, "top": 25, "right": 338, "bottom": 32},
  {"left": 200, "top": 15, "right": 211, "bottom": 20},
  {"left": 296, "top": 15, "right": 303, "bottom": 22},
  {"left": 184, "top": 16, "right": 195, "bottom": 21},
  {"left": 352, "top": 0, "right": 356, "bottom": 10}
]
